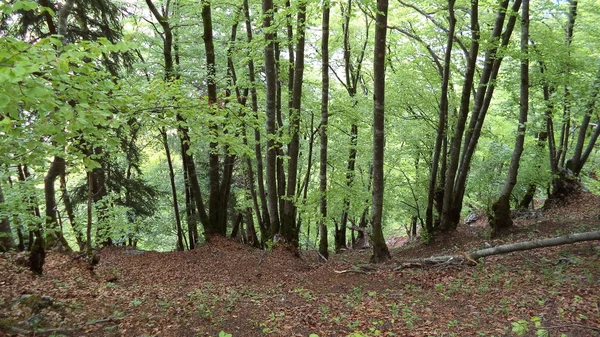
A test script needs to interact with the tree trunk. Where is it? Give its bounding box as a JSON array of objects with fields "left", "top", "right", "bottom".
[
  {"left": 281, "top": 0, "right": 307, "bottom": 247},
  {"left": 490, "top": 0, "right": 529, "bottom": 235},
  {"left": 336, "top": 0, "right": 370, "bottom": 251},
  {"left": 426, "top": 0, "right": 455, "bottom": 235},
  {"left": 59, "top": 173, "right": 84, "bottom": 250},
  {"left": 262, "top": 0, "right": 281, "bottom": 238},
  {"left": 44, "top": 156, "right": 71, "bottom": 251},
  {"left": 439, "top": 0, "right": 480, "bottom": 231},
  {"left": 370, "top": 0, "right": 391, "bottom": 263},
  {"left": 243, "top": 0, "right": 270, "bottom": 234},
  {"left": 518, "top": 184, "right": 536, "bottom": 210},
  {"left": 318, "top": 0, "right": 331, "bottom": 260},
  {"left": 161, "top": 128, "right": 184, "bottom": 251},
  {"left": 0, "top": 185, "right": 16, "bottom": 252}
]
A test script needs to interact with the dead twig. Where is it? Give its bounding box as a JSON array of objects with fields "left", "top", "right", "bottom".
[{"left": 333, "top": 269, "right": 369, "bottom": 275}]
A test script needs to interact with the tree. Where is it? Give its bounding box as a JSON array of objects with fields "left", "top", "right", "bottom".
[
  {"left": 263, "top": 0, "right": 281, "bottom": 238},
  {"left": 370, "top": 0, "right": 391, "bottom": 263},
  {"left": 318, "top": 0, "right": 331, "bottom": 260},
  {"left": 490, "top": 0, "right": 529, "bottom": 233},
  {"left": 0, "top": 184, "right": 16, "bottom": 252}
]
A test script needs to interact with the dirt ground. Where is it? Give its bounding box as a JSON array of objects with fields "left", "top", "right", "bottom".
[{"left": 1, "top": 193, "right": 599, "bottom": 337}]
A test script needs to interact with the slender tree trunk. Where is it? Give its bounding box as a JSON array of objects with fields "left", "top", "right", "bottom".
[
  {"left": 59, "top": 173, "right": 84, "bottom": 250},
  {"left": 490, "top": 0, "right": 529, "bottom": 234},
  {"left": 567, "top": 67, "right": 600, "bottom": 175},
  {"left": 263, "top": 0, "right": 281, "bottom": 238},
  {"left": 161, "top": 128, "right": 184, "bottom": 251},
  {"left": 336, "top": 0, "right": 370, "bottom": 250},
  {"left": 425, "top": 0, "right": 455, "bottom": 234},
  {"left": 440, "top": 0, "right": 480, "bottom": 231},
  {"left": 44, "top": 156, "right": 69, "bottom": 250},
  {"left": 181, "top": 149, "right": 199, "bottom": 249},
  {"left": 453, "top": 0, "right": 522, "bottom": 213},
  {"left": 243, "top": 0, "right": 270, "bottom": 233},
  {"left": 200, "top": 0, "right": 223, "bottom": 237},
  {"left": 281, "top": 0, "right": 307, "bottom": 247},
  {"left": 0, "top": 185, "right": 16, "bottom": 252},
  {"left": 370, "top": 0, "right": 391, "bottom": 263},
  {"left": 86, "top": 171, "right": 93, "bottom": 257},
  {"left": 318, "top": 0, "right": 331, "bottom": 260}
]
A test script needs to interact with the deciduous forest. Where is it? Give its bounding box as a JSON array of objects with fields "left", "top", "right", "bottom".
[{"left": 1, "top": 0, "right": 599, "bottom": 336}]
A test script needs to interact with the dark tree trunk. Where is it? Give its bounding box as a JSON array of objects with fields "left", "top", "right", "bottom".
[
  {"left": 161, "top": 128, "right": 184, "bottom": 251},
  {"left": 243, "top": 0, "right": 270, "bottom": 235},
  {"left": 178, "top": 126, "right": 210, "bottom": 233},
  {"left": 370, "top": 0, "right": 391, "bottom": 263},
  {"left": 263, "top": 0, "right": 280, "bottom": 238},
  {"left": 281, "top": 0, "right": 307, "bottom": 248},
  {"left": 0, "top": 185, "right": 16, "bottom": 252},
  {"left": 490, "top": 0, "right": 529, "bottom": 235},
  {"left": 440, "top": 0, "right": 480, "bottom": 231},
  {"left": 59, "top": 173, "right": 84, "bottom": 250},
  {"left": 518, "top": 184, "right": 536, "bottom": 210},
  {"left": 17, "top": 165, "right": 39, "bottom": 251},
  {"left": 336, "top": 0, "right": 370, "bottom": 251},
  {"left": 441, "top": 0, "right": 521, "bottom": 231},
  {"left": 454, "top": 0, "right": 522, "bottom": 216},
  {"left": 44, "top": 156, "right": 71, "bottom": 251},
  {"left": 426, "top": 0, "right": 455, "bottom": 235},
  {"left": 318, "top": 0, "right": 331, "bottom": 260}
]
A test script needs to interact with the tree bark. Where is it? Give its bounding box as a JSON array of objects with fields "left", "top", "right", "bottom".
[
  {"left": 336, "top": 0, "right": 370, "bottom": 251},
  {"left": 439, "top": 0, "right": 480, "bottom": 231},
  {"left": 370, "top": 0, "right": 391, "bottom": 263},
  {"left": 281, "top": 0, "right": 307, "bottom": 247},
  {"left": 200, "top": 0, "right": 224, "bottom": 237},
  {"left": 490, "top": 0, "right": 529, "bottom": 234},
  {"left": 44, "top": 156, "right": 71, "bottom": 251},
  {"left": 0, "top": 184, "right": 16, "bottom": 252},
  {"left": 263, "top": 0, "right": 281, "bottom": 238},
  {"left": 161, "top": 128, "right": 184, "bottom": 251},
  {"left": 243, "top": 0, "right": 270, "bottom": 234},
  {"left": 318, "top": 0, "right": 331, "bottom": 260},
  {"left": 425, "top": 0, "right": 455, "bottom": 234}
]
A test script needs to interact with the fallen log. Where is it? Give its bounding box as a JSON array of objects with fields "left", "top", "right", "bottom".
[{"left": 394, "top": 231, "right": 600, "bottom": 270}]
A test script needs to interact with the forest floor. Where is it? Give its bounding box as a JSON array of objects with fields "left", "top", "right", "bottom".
[{"left": 1, "top": 193, "right": 600, "bottom": 337}]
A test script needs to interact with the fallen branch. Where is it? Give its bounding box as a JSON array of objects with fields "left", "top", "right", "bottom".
[
  {"left": 334, "top": 269, "right": 369, "bottom": 274},
  {"left": 395, "top": 231, "right": 600, "bottom": 270},
  {"left": 543, "top": 323, "right": 600, "bottom": 332}
]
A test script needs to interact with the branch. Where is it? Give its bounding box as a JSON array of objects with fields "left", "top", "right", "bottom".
[{"left": 395, "top": 231, "right": 600, "bottom": 269}]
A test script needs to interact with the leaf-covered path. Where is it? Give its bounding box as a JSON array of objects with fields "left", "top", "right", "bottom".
[{"left": 1, "top": 194, "right": 600, "bottom": 337}]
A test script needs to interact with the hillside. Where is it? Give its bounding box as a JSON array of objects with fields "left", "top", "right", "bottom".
[{"left": 1, "top": 193, "right": 599, "bottom": 337}]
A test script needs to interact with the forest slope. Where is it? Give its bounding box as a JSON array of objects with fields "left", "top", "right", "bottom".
[{"left": 1, "top": 194, "right": 599, "bottom": 337}]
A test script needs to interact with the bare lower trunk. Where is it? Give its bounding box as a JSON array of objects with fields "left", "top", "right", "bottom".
[
  {"left": 370, "top": 0, "right": 391, "bottom": 263},
  {"left": 0, "top": 185, "right": 16, "bottom": 252},
  {"left": 490, "top": 0, "right": 529, "bottom": 235},
  {"left": 318, "top": 0, "right": 330, "bottom": 260},
  {"left": 44, "top": 156, "right": 71, "bottom": 251},
  {"left": 161, "top": 128, "right": 184, "bottom": 251}
]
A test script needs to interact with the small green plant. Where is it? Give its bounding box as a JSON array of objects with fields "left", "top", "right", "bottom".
[
  {"left": 218, "top": 331, "right": 232, "bottom": 337},
  {"left": 511, "top": 316, "right": 548, "bottom": 337},
  {"left": 293, "top": 287, "right": 314, "bottom": 300},
  {"left": 129, "top": 298, "right": 144, "bottom": 307},
  {"left": 390, "top": 302, "right": 400, "bottom": 318},
  {"left": 401, "top": 304, "right": 419, "bottom": 328}
]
